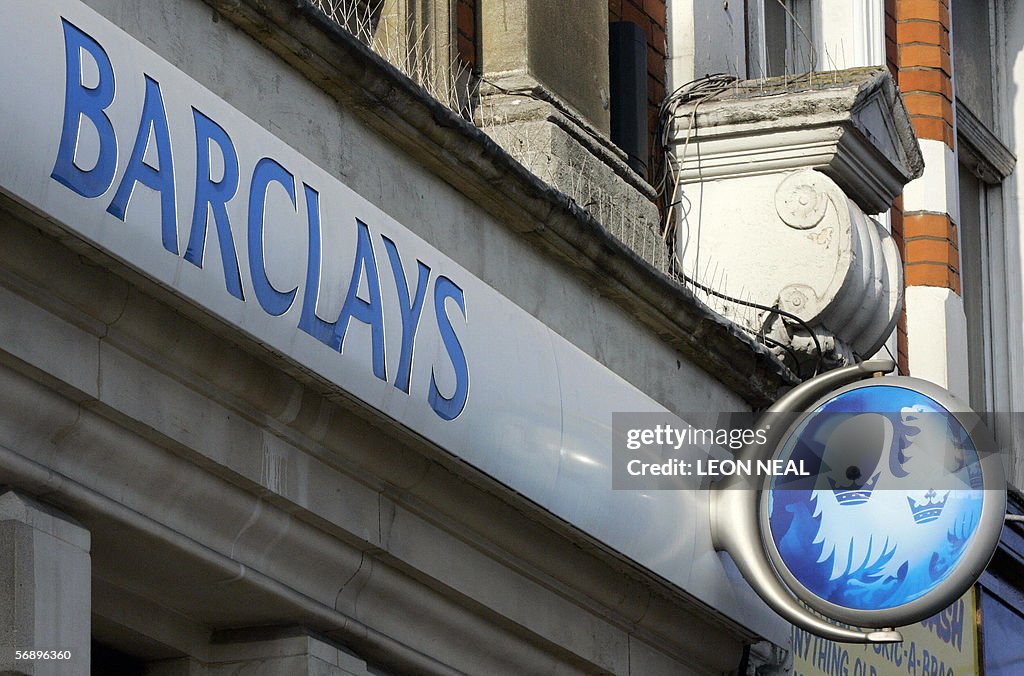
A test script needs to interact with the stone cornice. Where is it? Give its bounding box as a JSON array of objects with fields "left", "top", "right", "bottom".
[{"left": 673, "top": 68, "right": 924, "bottom": 215}]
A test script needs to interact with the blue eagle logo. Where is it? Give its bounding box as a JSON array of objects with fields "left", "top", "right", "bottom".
[{"left": 768, "top": 386, "right": 984, "bottom": 610}]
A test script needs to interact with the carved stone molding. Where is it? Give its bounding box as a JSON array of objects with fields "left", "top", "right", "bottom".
[
  {"left": 673, "top": 68, "right": 924, "bottom": 215},
  {"left": 677, "top": 168, "right": 901, "bottom": 367},
  {"left": 956, "top": 98, "right": 1016, "bottom": 184},
  {"left": 670, "top": 68, "right": 918, "bottom": 369}
]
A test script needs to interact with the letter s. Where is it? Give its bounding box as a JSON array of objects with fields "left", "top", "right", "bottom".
[
  {"left": 429, "top": 276, "right": 469, "bottom": 421},
  {"left": 51, "top": 20, "right": 118, "bottom": 198}
]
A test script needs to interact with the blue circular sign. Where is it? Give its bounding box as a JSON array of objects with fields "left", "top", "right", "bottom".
[{"left": 766, "top": 384, "right": 986, "bottom": 612}]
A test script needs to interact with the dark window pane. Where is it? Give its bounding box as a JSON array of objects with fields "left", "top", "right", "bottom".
[
  {"left": 981, "top": 587, "right": 1024, "bottom": 675},
  {"left": 952, "top": 0, "right": 994, "bottom": 128}
]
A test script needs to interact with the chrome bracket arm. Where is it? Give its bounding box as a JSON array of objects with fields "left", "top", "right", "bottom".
[{"left": 711, "top": 359, "right": 904, "bottom": 644}]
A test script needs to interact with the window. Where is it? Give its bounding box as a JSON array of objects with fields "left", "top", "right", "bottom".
[
  {"left": 978, "top": 493, "right": 1024, "bottom": 675},
  {"left": 952, "top": 0, "right": 1015, "bottom": 419},
  {"left": 746, "top": 0, "right": 814, "bottom": 79}
]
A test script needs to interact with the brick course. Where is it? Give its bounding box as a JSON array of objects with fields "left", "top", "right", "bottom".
[
  {"left": 896, "top": 20, "right": 949, "bottom": 50},
  {"left": 895, "top": 0, "right": 950, "bottom": 28},
  {"left": 903, "top": 211, "right": 958, "bottom": 241},
  {"left": 898, "top": 43, "right": 951, "bottom": 74},
  {"left": 902, "top": 92, "right": 954, "bottom": 125},
  {"left": 890, "top": 0, "right": 965, "bottom": 369},
  {"left": 905, "top": 263, "right": 961, "bottom": 293},
  {"left": 899, "top": 69, "right": 953, "bottom": 99},
  {"left": 905, "top": 238, "right": 959, "bottom": 269}
]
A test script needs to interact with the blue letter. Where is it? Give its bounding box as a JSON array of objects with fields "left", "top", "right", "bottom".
[
  {"left": 382, "top": 236, "right": 429, "bottom": 394},
  {"left": 107, "top": 75, "right": 177, "bottom": 253},
  {"left": 185, "top": 109, "right": 243, "bottom": 300},
  {"left": 429, "top": 276, "right": 469, "bottom": 420},
  {"left": 298, "top": 184, "right": 338, "bottom": 345},
  {"left": 334, "top": 220, "right": 386, "bottom": 381},
  {"left": 51, "top": 20, "right": 117, "bottom": 198},
  {"left": 248, "top": 157, "right": 298, "bottom": 316}
]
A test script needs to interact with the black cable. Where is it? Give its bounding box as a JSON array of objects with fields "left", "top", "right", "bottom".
[
  {"left": 882, "top": 342, "right": 906, "bottom": 375},
  {"left": 680, "top": 271, "right": 824, "bottom": 377},
  {"left": 652, "top": 74, "right": 737, "bottom": 204},
  {"left": 762, "top": 335, "right": 803, "bottom": 376}
]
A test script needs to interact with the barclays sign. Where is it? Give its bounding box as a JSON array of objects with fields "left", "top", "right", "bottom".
[{"left": 50, "top": 18, "right": 469, "bottom": 422}]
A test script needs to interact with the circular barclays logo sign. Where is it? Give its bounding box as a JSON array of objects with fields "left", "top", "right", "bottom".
[{"left": 712, "top": 360, "right": 1006, "bottom": 644}]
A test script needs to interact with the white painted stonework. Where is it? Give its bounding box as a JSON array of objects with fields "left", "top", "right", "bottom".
[
  {"left": 902, "top": 139, "right": 961, "bottom": 225},
  {"left": 678, "top": 169, "right": 902, "bottom": 362},
  {"left": 905, "top": 285, "right": 971, "bottom": 401},
  {"left": 671, "top": 70, "right": 921, "bottom": 367}
]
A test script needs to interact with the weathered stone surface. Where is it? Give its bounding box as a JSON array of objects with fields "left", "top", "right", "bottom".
[
  {"left": 480, "top": 0, "right": 611, "bottom": 134},
  {"left": 480, "top": 103, "right": 668, "bottom": 273},
  {"left": 0, "top": 492, "right": 91, "bottom": 676}
]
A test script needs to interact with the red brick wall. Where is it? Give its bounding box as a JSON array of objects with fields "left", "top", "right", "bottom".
[
  {"left": 896, "top": 0, "right": 959, "bottom": 290},
  {"left": 894, "top": 0, "right": 954, "bottom": 151},
  {"left": 889, "top": 0, "right": 960, "bottom": 375},
  {"left": 886, "top": 0, "right": 908, "bottom": 373},
  {"left": 609, "top": 0, "right": 667, "bottom": 179}
]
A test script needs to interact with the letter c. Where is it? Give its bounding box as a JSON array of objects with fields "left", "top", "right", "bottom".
[{"left": 248, "top": 157, "right": 298, "bottom": 316}]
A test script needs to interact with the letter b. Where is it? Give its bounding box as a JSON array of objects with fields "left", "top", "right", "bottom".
[{"left": 51, "top": 20, "right": 118, "bottom": 198}]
